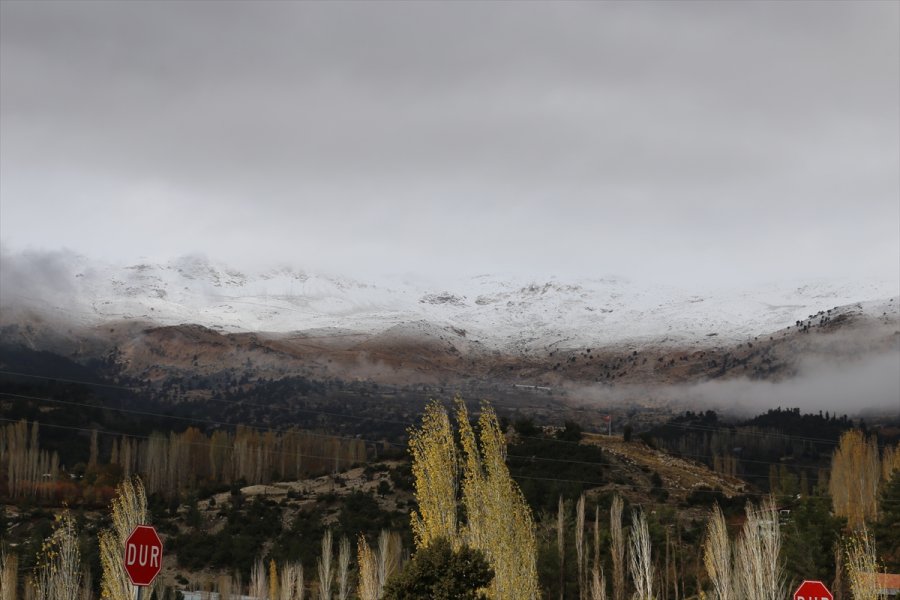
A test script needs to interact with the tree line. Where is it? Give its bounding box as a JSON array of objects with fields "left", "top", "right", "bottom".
[
  {"left": 2, "top": 403, "right": 899, "bottom": 599},
  {"left": 0, "top": 419, "right": 368, "bottom": 502}
]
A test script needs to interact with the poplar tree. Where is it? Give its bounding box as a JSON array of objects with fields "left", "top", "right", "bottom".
[
  {"left": 278, "top": 561, "right": 304, "bottom": 600},
  {"left": 250, "top": 558, "right": 268, "bottom": 600},
  {"left": 337, "top": 537, "right": 350, "bottom": 600},
  {"left": 408, "top": 402, "right": 459, "bottom": 548},
  {"left": 703, "top": 504, "right": 733, "bottom": 600},
  {"left": 610, "top": 495, "right": 625, "bottom": 600},
  {"left": 0, "top": 551, "right": 18, "bottom": 600},
  {"left": 577, "top": 494, "right": 586, "bottom": 600},
  {"left": 406, "top": 399, "right": 539, "bottom": 600},
  {"left": 357, "top": 536, "right": 379, "bottom": 600},
  {"left": 456, "top": 400, "right": 540, "bottom": 600},
  {"left": 844, "top": 527, "right": 879, "bottom": 600},
  {"left": 830, "top": 430, "right": 881, "bottom": 529},
  {"left": 31, "top": 512, "right": 87, "bottom": 600},
  {"left": 99, "top": 477, "right": 161, "bottom": 600},
  {"left": 628, "top": 509, "right": 655, "bottom": 600},
  {"left": 591, "top": 505, "right": 607, "bottom": 600},
  {"left": 318, "top": 529, "right": 333, "bottom": 600}
]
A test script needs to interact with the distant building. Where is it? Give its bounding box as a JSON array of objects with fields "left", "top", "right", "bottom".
[{"left": 872, "top": 573, "right": 900, "bottom": 598}]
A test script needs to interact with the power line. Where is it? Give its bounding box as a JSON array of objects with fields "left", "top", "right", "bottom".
[
  {"left": 0, "top": 402, "right": 796, "bottom": 490},
  {"left": 0, "top": 370, "right": 141, "bottom": 392},
  {"left": 508, "top": 474, "right": 814, "bottom": 499},
  {"left": 652, "top": 421, "right": 848, "bottom": 447},
  {"left": 0, "top": 417, "right": 367, "bottom": 467},
  {"left": 3, "top": 392, "right": 835, "bottom": 497},
  {"left": 0, "top": 392, "right": 392, "bottom": 448},
  {"left": 1, "top": 382, "right": 857, "bottom": 474},
  {"left": 0, "top": 369, "right": 547, "bottom": 427},
  {"left": 1, "top": 369, "right": 858, "bottom": 454},
  {"left": 0, "top": 416, "right": 788, "bottom": 501},
  {"left": 4, "top": 387, "right": 833, "bottom": 476}
]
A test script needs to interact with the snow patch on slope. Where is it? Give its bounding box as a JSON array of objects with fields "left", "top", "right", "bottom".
[{"left": 2, "top": 250, "right": 897, "bottom": 350}]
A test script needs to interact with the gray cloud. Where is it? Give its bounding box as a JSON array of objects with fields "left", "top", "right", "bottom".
[
  {"left": 570, "top": 315, "right": 900, "bottom": 416},
  {"left": 574, "top": 351, "right": 900, "bottom": 417},
  {"left": 1, "top": 1, "right": 898, "bottom": 284},
  {"left": 680, "top": 352, "right": 900, "bottom": 416}
]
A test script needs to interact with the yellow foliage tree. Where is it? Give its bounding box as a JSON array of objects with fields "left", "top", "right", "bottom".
[
  {"left": 882, "top": 444, "right": 900, "bottom": 483},
  {"left": 269, "top": 559, "right": 279, "bottom": 600},
  {"left": 844, "top": 527, "right": 879, "bottom": 600},
  {"left": 408, "top": 401, "right": 459, "bottom": 548},
  {"left": 31, "top": 512, "right": 87, "bottom": 600},
  {"left": 830, "top": 430, "right": 881, "bottom": 529},
  {"left": 457, "top": 400, "right": 540, "bottom": 600},
  {"left": 357, "top": 536, "right": 379, "bottom": 600},
  {"left": 407, "top": 399, "right": 539, "bottom": 600},
  {"left": 99, "top": 477, "right": 161, "bottom": 600}
]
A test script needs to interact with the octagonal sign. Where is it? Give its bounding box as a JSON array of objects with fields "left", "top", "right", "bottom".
[
  {"left": 793, "top": 580, "right": 833, "bottom": 600},
  {"left": 124, "top": 525, "right": 163, "bottom": 586}
]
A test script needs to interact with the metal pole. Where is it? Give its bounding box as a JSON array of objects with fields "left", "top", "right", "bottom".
[{"left": 135, "top": 585, "right": 142, "bottom": 600}]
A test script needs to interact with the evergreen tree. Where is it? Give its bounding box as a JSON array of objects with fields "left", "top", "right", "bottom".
[
  {"left": 382, "top": 537, "right": 493, "bottom": 600},
  {"left": 406, "top": 399, "right": 540, "bottom": 600},
  {"left": 875, "top": 472, "right": 900, "bottom": 571},
  {"left": 781, "top": 497, "right": 845, "bottom": 584}
]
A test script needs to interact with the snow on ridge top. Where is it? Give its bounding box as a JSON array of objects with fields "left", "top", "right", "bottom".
[{"left": 2, "top": 250, "right": 898, "bottom": 349}]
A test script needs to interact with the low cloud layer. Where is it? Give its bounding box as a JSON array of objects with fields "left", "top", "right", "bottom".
[
  {"left": 1, "top": 2, "right": 898, "bottom": 285},
  {"left": 577, "top": 351, "right": 900, "bottom": 417},
  {"left": 679, "top": 352, "right": 900, "bottom": 416}
]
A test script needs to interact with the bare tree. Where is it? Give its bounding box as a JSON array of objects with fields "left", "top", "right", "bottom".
[
  {"left": 231, "top": 573, "right": 244, "bottom": 600},
  {"left": 250, "top": 558, "right": 268, "bottom": 600},
  {"left": 216, "top": 575, "right": 232, "bottom": 600},
  {"left": 611, "top": 495, "right": 626, "bottom": 600},
  {"left": 577, "top": 494, "right": 586, "bottom": 600},
  {"left": 558, "top": 496, "right": 566, "bottom": 600},
  {"left": 279, "top": 562, "right": 304, "bottom": 600},
  {"left": 377, "top": 529, "right": 402, "bottom": 593},
  {"left": 734, "top": 498, "right": 784, "bottom": 600},
  {"left": 357, "top": 536, "right": 379, "bottom": 600},
  {"left": 0, "top": 551, "right": 18, "bottom": 600},
  {"left": 844, "top": 527, "right": 879, "bottom": 600},
  {"left": 32, "top": 512, "right": 85, "bottom": 600},
  {"left": 594, "top": 505, "right": 601, "bottom": 577},
  {"left": 628, "top": 509, "right": 655, "bottom": 600},
  {"left": 337, "top": 537, "right": 351, "bottom": 600},
  {"left": 591, "top": 566, "right": 608, "bottom": 600},
  {"left": 591, "top": 504, "right": 606, "bottom": 600},
  {"left": 318, "top": 529, "right": 334, "bottom": 600},
  {"left": 278, "top": 562, "right": 303, "bottom": 600},
  {"left": 703, "top": 504, "right": 733, "bottom": 600},
  {"left": 99, "top": 477, "right": 161, "bottom": 600}
]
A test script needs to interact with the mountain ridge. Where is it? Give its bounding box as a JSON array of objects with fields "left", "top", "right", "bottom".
[{"left": 3, "top": 250, "right": 897, "bottom": 353}]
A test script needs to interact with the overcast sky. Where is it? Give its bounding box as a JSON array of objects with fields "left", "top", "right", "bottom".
[{"left": 1, "top": 1, "right": 898, "bottom": 286}]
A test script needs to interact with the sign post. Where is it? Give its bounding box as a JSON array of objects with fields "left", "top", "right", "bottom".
[
  {"left": 124, "top": 525, "right": 163, "bottom": 599},
  {"left": 793, "top": 580, "right": 834, "bottom": 600}
]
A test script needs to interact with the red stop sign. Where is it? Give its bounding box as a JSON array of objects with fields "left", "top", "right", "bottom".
[
  {"left": 794, "top": 580, "right": 833, "bottom": 600},
  {"left": 124, "top": 525, "right": 163, "bottom": 586}
]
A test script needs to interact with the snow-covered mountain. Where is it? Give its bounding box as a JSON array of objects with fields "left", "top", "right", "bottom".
[{"left": 2, "top": 250, "right": 898, "bottom": 351}]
